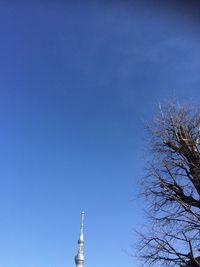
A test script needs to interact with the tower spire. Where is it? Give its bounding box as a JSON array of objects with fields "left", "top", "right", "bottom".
[
  {"left": 75, "top": 211, "right": 85, "bottom": 267},
  {"left": 80, "top": 210, "right": 84, "bottom": 239}
]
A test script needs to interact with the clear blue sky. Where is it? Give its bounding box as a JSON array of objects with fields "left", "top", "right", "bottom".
[{"left": 0, "top": 1, "right": 200, "bottom": 267}]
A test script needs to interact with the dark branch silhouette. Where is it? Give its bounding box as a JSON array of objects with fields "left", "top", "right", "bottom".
[{"left": 138, "top": 103, "right": 200, "bottom": 267}]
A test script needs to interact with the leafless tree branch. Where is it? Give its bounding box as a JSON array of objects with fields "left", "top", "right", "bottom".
[{"left": 138, "top": 103, "right": 200, "bottom": 267}]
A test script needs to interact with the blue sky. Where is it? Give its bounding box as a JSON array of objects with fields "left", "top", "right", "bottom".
[{"left": 0, "top": 1, "right": 200, "bottom": 267}]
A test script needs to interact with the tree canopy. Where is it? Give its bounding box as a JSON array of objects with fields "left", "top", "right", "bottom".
[{"left": 138, "top": 103, "right": 200, "bottom": 267}]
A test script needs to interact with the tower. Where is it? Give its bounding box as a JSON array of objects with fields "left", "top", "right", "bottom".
[{"left": 75, "top": 211, "right": 85, "bottom": 267}]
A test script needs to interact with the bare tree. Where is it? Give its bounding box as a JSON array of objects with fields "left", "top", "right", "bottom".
[{"left": 138, "top": 103, "right": 200, "bottom": 267}]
